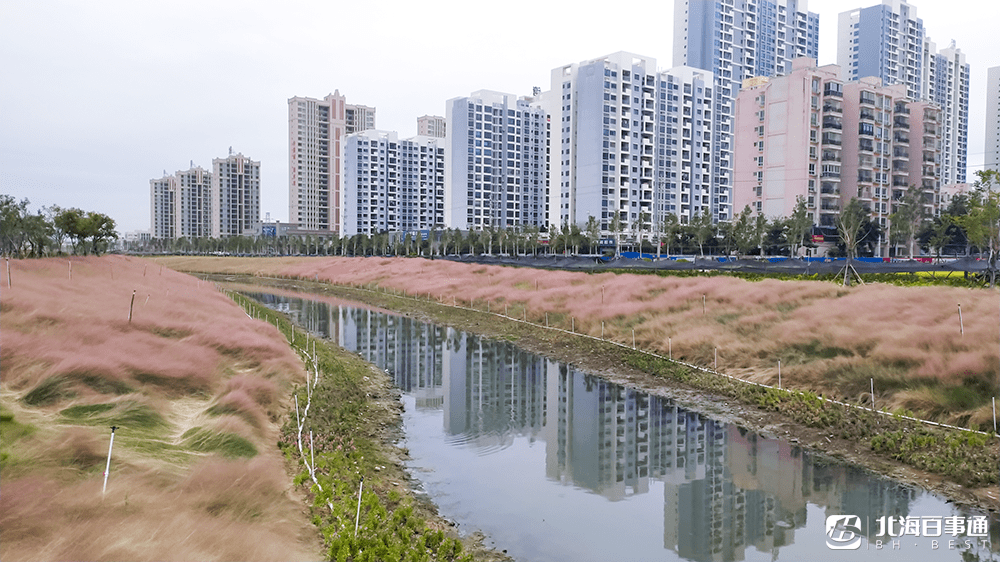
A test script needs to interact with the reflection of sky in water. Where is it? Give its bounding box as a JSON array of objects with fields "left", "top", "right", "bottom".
[{"left": 247, "top": 291, "right": 999, "bottom": 562}]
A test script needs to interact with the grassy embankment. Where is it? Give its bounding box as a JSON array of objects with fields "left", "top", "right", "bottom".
[
  {"left": 1, "top": 256, "right": 319, "bottom": 561},
  {"left": 156, "top": 255, "right": 999, "bottom": 492},
  {"left": 226, "top": 291, "right": 478, "bottom": 562},
  {"left": 1, "top": 255, "right": 492, "bottom": 562}
]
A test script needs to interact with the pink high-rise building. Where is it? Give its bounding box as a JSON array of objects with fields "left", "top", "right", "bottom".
[{"left": 734, "top": 58, "right": 942, "bottom": 256}]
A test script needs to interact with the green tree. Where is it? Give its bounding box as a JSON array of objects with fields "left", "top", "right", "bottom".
[
  {"left": 836, "top": 198, "right": 873, "bottom": 286},
  {"left": 609, "top": 212, "right": 623, "bottom": 258},
  {"left": 785, "top": 196, "right": 813, "bottom": 258},
  {"left": 730, "top": 205, "right": 756, "bottom": 258},
  {"left": 888, "top": 185, "right": 926, "bottom": 258},
  {"left": 659, "top": 213, "right": 681, "bottom": 258},
  {"left": 585, "top": 215, "right": 600, "bottom": 254},
  {"left": 690, "top": 210, "right": 714, "bottom": 257},
  {"left": 953, "top": 170, "right": 1000, "bottom": 286}
]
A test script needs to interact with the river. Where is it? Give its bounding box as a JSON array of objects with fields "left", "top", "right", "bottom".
[{"left": 245, "top": 289, "right": 998, "bottom": 562}]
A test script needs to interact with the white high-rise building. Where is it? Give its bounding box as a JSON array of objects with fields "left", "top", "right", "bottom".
[
  {"left": 838, "top": 1, "right": 969, "bottom": 184},
  {"left": 545, "top": 52, "right": 715, "bottom": 242},
  {"left": 342, "top": 130, "right": 445, "bottom": 236},
  {"left": 150, "top": 174, "right": 176, "bottom": 239},
  {"left": 674, "top": 0, "right": 819, "bottom": 223},
  {"left": 925, "top": 43, "right": 969, "bottom": 184},
  {"left": 838, "top": 0, "right": 925, "bottom": 100},
  {"left": 175, "top": 165, "right": 212, "bottom": 239},
  {"left": 212, "top": 151, "right": 261, "bottom": 238},
  {"left": 445, "top": 90, "right": 548, "bottom": 231},
  {"left": 988, "top": 66, "right": 1000, "bottom": 172},
  {"left": 288, "top": 92, "right": 375, "bottom": 233}
]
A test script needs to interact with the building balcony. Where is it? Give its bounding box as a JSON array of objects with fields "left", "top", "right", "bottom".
[
  {"left": 823, "top": 102, "right": 843, "bottom": 114},
  {"left": 822, "top": 118, "right": 843, "bottom": 130},
  {"left": 893, "top": 116, "right": 910, "bottom": 129},
  {"left": 859, "top": 95, "right": 877, "bottom": 106},
  {"left": 859, "top": 110, "right": 876, "bottom": 121},
  {"left": 821, "top": 184, "right": 840, "bottom": 195},
  {"left": 821, "top": 172, "right": 841, "bottom": 180},
  {"left": 894, "top": 133, "right": 909, "bottom": 144},
  {"left": 893, "top": 149, "right": 909, "bottom": 159},
  {"left": 858, "top": 171, "right": 874, "bottom": 183},
  {"left": 859, "top": 139, "right": 875, "bottom": 152}
]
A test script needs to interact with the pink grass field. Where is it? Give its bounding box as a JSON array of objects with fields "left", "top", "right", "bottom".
[
  {"left": 158, "top": 256, "right": 998, "bottom": 426},
  {"left": 1, "top": 256, "right": 318, "bottom": 561}
]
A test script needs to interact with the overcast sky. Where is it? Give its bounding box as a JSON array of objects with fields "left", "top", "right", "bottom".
[{"left": 2, "top": 0, "right": 996, "bottom": 233}]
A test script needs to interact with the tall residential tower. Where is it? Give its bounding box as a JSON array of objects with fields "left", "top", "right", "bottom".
[
  {"left": 288, "top": 92, "right": 375, "bottom": 234},
  {"left": 673, "top": 0, "right": 819, "bottom": 223},
  {"left": 546, "top": 51, "right": 715, "bottom": 245},
  {"left": 988, "top": 66, "right": 1000, "bottom": 172},
  {"left": 445, "top": 90, "right": 549, "bottom": 231},
  {"left": 212, "top": 151, "right": 261, "bottom": 238},
  {"left": 838, "top": 0, "right": 969, "bottom": 184}
]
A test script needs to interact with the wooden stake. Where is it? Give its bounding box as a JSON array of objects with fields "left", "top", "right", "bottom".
[{"left": 128, "top": 290, "right": 136, "bottom": 323}]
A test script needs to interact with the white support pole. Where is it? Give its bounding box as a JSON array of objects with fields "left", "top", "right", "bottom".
[
  {"left": 354, "top": 477, "right": 365, "bottom": 537},
  {"left": 669, "top": 337, "right": 672, "bottom": 360},
  {"left": 601, "top": 322, "right": 604, "bottom": 340},
  {"left": 957, "top": 304, "right": 964, "bottom": 336},
  {"left": 870, "top": 378, "right": 875, "bottom": 412},
  {"left": 993, "top": 397, "right": 997, "bottom": 434},
  {"left": 632, "top": 329, "right": 636, "bottom": 349},
  {"left": 572, "top": 317, "right": 575, "bottom": 333},
  {"left": 102, "top": 426, "right": 118, "bottom": 496},
  {"left": 778, "top": 360, "right": 782, "bottom": 389}
]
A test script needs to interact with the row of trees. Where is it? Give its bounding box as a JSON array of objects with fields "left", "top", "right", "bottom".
[{"left": 0, "top": 196, "right": 118, "bottom": 258}]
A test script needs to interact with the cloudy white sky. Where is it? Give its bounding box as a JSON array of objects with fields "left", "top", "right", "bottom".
[{"left": 1, "top": 0, "right": 996, "bottom": 233}]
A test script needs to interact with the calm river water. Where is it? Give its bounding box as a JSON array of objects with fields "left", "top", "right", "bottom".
[{"left": 246, "top": 290, "right": 998, "bottom": 562}]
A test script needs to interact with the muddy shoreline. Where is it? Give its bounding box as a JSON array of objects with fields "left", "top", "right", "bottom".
[{"left": 210, "top": 273, "right": 999, "bottom": 515}]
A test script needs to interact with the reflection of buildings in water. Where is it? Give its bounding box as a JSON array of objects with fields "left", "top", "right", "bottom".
[
  {"left": 545, "top": 367, "right": 651, "bottom": 501},
  {"left": 248, "top": 294, "right": 965, "bottom": 562},
  {"left": 443, "top": 332, "right": 546, "bottom": 451},
  {"left": 336, "top": 309, "right": 446, "bottom": 411}
]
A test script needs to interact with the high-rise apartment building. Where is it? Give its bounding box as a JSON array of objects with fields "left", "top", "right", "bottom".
[
  {"left": 211, "top": 151, "right": 261, "bottom": 238},
  {"left": 838, "top": 1, "right": 968, "bottom": 184},
  {"left": 175, "top": 165, "right": 212, "bottom": 239},
  {"left": 734, "top": 58, "right": 942, "bottom": 255},
  {"left": 545, "top": 52, "right": 715, "bottom": 243},
  {"left": 445, "top": 90, "right": 549, "bottom": 231},
  {"left": 288, "top": 91, "right": 375, "bottom": 233},
  {"left": 921, "top": 42, "right": 967, "bottom": 184},
  {"left": 674, "top": 0, "right": 819, "bottom": 223},
  {"left": 342, "top": 130, "right": 445, "bottom": 235},
  {"left": 150, "top": 174, "right": 176, "bottom": 239},
  {"left": 417, "top": 115, "right": 446, "bottom": 138},
  {"left": 988, "top": 66, "right": 1000, "bottom": 172},
  {"left": 838, "top": 0, "right": 924, "bottom": 100}
]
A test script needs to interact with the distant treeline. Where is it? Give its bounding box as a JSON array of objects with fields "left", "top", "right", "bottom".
[{"left": 0, "top": 195, "right": 117, "bottom": 257}]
